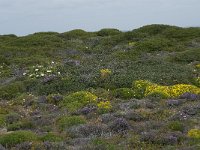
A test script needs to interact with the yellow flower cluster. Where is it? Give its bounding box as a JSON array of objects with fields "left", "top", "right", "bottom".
[
  {"left": 187, "top": 129, "right": 200, "bottom": 139},
  {"left": 133, "top": 80, "right": 200, "bottom": 99},
  {"left": 146, "top": 84, "right": 200, "bottom": 98},
  {"left": 196, "top": 64, "right": 200, "bottom": 69},
  {"left": 100, "top": 69, "right": 112, "bottom": 79},
  {"left": 97, "top": 101, "right": 112, "bottom": 111}
]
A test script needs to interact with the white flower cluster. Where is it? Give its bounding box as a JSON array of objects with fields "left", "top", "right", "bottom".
[{"left": 22, "top": 61, "right": 61, "bottom": 78}]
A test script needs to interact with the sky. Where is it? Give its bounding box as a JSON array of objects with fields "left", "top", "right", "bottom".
[{"left": 0, "top": 0, "right": 200, "bottom": 36}]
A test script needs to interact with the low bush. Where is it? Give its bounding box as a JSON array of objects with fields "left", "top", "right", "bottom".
[
  {"left": 132, "top": 80, "right": 200, "bottom": 99},
  {"left": 57, "top": 116, "right": 86, "bottom": 131},
  {"left": 97, "top": 28, "right": 122, "bottom": 36},
  {"left": 188, "top": 129, "right": 200, "bottom": 139},
  {"left": 112, "top": 88, "right": 135, "bottom": 99},
  {"left": 97, "top": 101, "right": 112, "bottom": 114},
  {"left": 0, "top": 82, "right": 25, "bottom": 100},
  {"left": 7, "top": 120, "right": 33, "bottom": 131},
  {"left": 168, "top": 121, "right": 184, "bottom": 132},
  {"left": 0, "top": 115, "right": 5, "bottom": 127},
  {"left": 39, "top": 133, "right": 63, "bottom": 142},
  {"left": 61, "top": 91, "right": 97, "bottom": 112},
  {"left": 0, "top": 130, "right": 37, "bottom": 148}
]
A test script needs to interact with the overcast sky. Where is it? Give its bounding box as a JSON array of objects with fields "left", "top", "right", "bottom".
[{"left": 0, "top": 0, "right": 199, "bottom": 36}]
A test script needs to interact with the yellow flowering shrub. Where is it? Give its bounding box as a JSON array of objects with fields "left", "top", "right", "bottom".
[
  {"left": 97, "top": 101, "right": 112, "bottom": 113},
  {"left": 133, "top": 80, "right": 200, "bottom": 99},
  {"left": 196, "top": 64, "right": 200, "bottom": 69},
  {"left": 100, "top": 69, "right": 112, "bottom": 79},
  {"left": 61, "top": 91, "right": 98, "bottom": 112},
  {"left": 188, "top": 129, "right": 200, "bottom": 139},
  {"left": 132, "top": 80, "right": 155, "bottom": 99},
  {"left": 170, "top": 84, "right": 200, "bottom": 97}
]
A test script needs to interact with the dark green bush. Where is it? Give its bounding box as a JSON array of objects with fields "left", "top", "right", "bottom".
[
  {"left": 0, "top": 115, "right": 5, "bottom": 127},
  {"left": 135, "top": 37, "right": 172, "bottom": 52},
  {"left": 97, "top": 28, "right": 122, "bottom": 36},
  {"left": 60, "top": 29, "right": 95, "bottom": 39},
  {"left": 134, "top": 24, "right": 174, "bottom": 36},
  {"left": 57, "top": 116, "right": 86, "bottom": 131},
  {"left": 168, "top": 121, "right": 184, "bottom": 132},
  {"left": 36, "top": 77, "right": 86, "bottom": 95},
  {"left": 7, "top": 120, "right": 33, "bottom": 131},
  {"left": 39, "top": 133, "right": 63, "bottom": 142},
  {"left": 0, "top": 130, "right": 37, "bottom": 148},
  {"left": 112, "top": 88, "right": 135, "bottom": 99},
  {"left": 146, "top": 91, "right": 169, "bottom": 100},
  {"left": 0, "top": 82, "right": 25, "bottom": 100},
  {"left": 170, "top": 49, "right": 200, "bottom": 63}
]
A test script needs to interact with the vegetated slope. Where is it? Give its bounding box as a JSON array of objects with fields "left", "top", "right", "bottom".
[{"left": 0, "top": 24, "right": 200, "bottom": 149}]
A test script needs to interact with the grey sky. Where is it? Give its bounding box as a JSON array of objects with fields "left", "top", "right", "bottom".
[{"left": 0, "top": 0, "right": 199, "bottom": 36}]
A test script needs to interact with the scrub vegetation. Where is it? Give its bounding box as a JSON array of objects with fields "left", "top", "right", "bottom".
[{"left": 0, "top": 24, "right": 200, "bottom": 149}]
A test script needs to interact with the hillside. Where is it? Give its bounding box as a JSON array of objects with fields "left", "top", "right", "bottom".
[{"left": 0, "top": 24, "right": 200, "bottom": 149}]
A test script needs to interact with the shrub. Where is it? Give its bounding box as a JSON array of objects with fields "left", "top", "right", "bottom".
[
  {"left": 47, "top": 94, "right": 63, "bottom": 105},
  {"left": 170, "top": 49, "right": 200, "bottom": 63},
  {"left": 132, "top": 80, "right": 154, "bottom": 99},
  {"left": 39, "top": 133, "right": 63, "bottom": 142},
  {"left": 61, "top": 91, "right": 97, "bottom": 112},
  {"left": 112, "top": 88, "right": 135, "bottom": 99},
  {"left": 0, "top": 82, "right": 25, "bottom": 100},
  {"left": 109, "top": 118, "right": 130, "bottom": 133},
  {"left": 97, "top": 101, "right": 112, "bottom": 114},
  {"left": 60, "top": 29, "right": 95, "bottom": 39},
  {"left": 0, "top": 115, "right": 5, "bottom": 127},
  {"left": 188, "top": 129, "right": 200, "bottom": 139},
  {"left": 0, "top": 130, "right": 37, "bottom": 147},
  {"left": 168, "top": 121, "right": 184, "bottom": 132},
  {"left": 100, "top": 69, "right": 112, "bottom": 79},
  {"left": 91, "top": 138, "right": 117, "bottom": 150},
  {"left": 135, "top": 37, "right": 172, "bottom": 52},
  {"left": 7, "top": 120, "right": 33, "bottom": 131},
  {"left": 193, "top": 77, "right": 200, "bottom": 87},
  {"left": 97, "top": 28, "right": 121, "bottom": 36},
  {"left": 133, "top": 80, "right": 200, "bottom": 99},
  {"left": 170, "top": 84, "right": 200, "bottom": 98},
  {"left": 5, "top": 113, "right": 21, "bottom": 124},
  {"left": 146, "top": 91, "right": 170, "bottom": 100},
  {"left": 57, "top": 116, "right": 86, "bottom": 131}
]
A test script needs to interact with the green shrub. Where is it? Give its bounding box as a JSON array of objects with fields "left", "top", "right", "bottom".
[
  {"left": 97, "top": 28, "right": 122, "bottom": 36},
  {"left": 146, "top": 91, "right": 169, "bottom": 100},
  {"left": 168, "top": 121, "right": 184, "bottom": 132},
  {"left": 7, "top": 120, "right": 33, "bottom": 131},
  {"left": 60, "top": 29, "right": 95, "bottom": 39},
  {"left": 170, "top": 49, "right": 200, "bottom": 63},
  {"left": 57, "top": 116, "right": 86, "bottom": 131},
  {"left": 61, "top": 91, "right": 97, "bottom": 112},
  {"left": 135, "top": 24, "right": 174, "bottom": 36},
  {"left": 0, "top": 82, "right": 25, "bottom": 100},
  {"left": 112, "top": 88, "right": 135, "bottom": 99},
  {"left": 135, "top": 37, "right": 174, "bottom": 53},
  {"left": 91, "top": 138, "right": 117, "bottom": 150},
  {"left": 163, "top": 27, "right": 200, "bottom": 41},
  {"left": 39, "top": 133, "right": 63, "bottom": 142},
  {"left": 36, "top": 77, "right": 86, "bottom": 95},
  {"left": 47, "top": 94, "right": 63, "bottom": 105},
  {"left": 0, "top": 130, "right": 37, "bottom": 147},
  {"left": 0, "top": 115, "right": 5, "bottom": 127}
]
